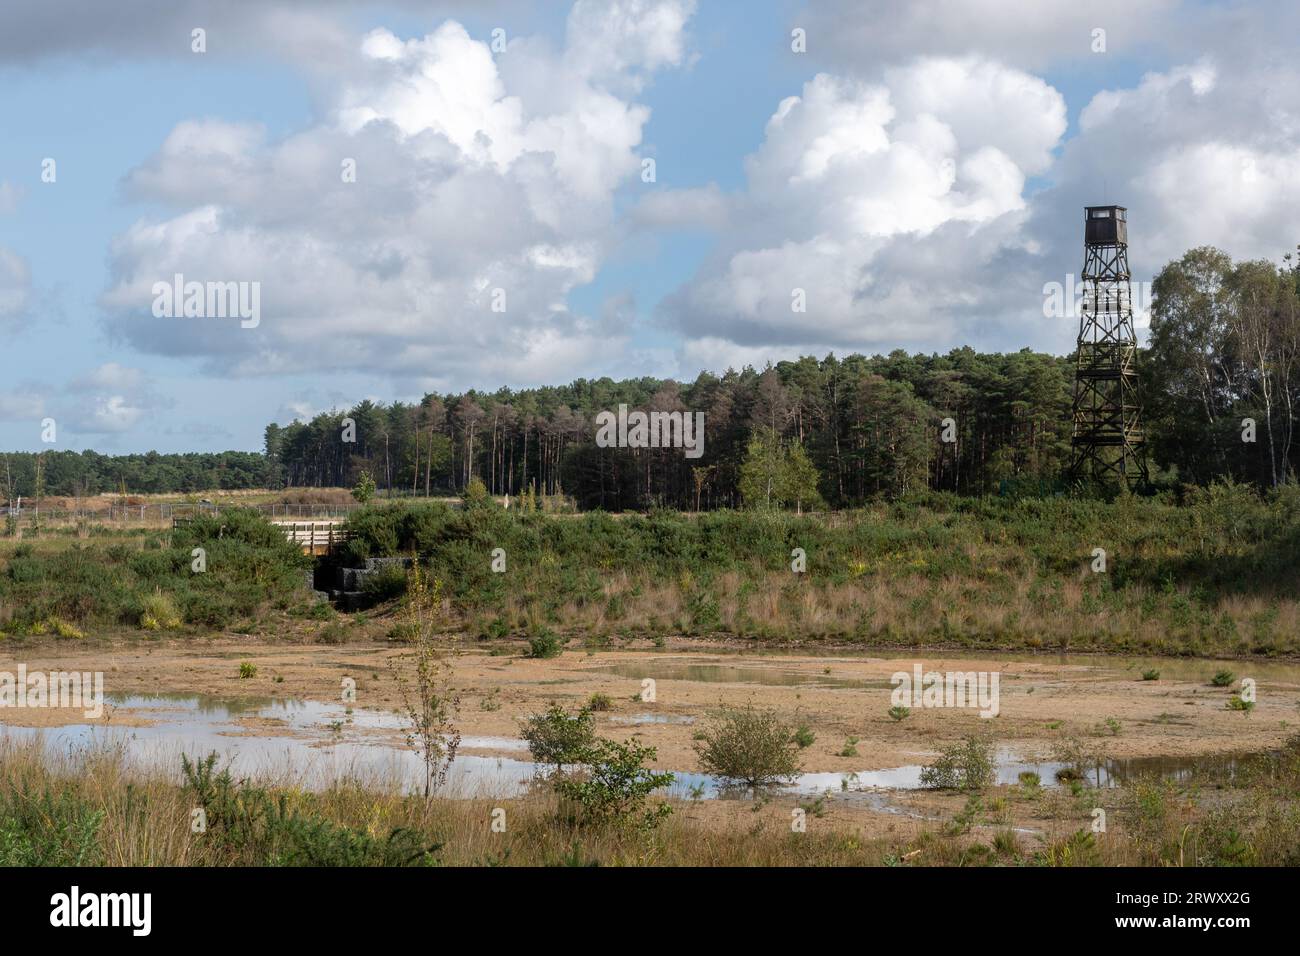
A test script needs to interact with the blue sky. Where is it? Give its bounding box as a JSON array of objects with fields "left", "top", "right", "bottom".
[
  {"left": 0, "top": 56, "right": 314, "bottom": 449},
  {"left": 2, "top": 0, "right": 1298, "bottom": 454}
]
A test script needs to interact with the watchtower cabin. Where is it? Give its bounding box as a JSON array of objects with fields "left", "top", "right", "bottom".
[{"left": 1084, "top": 205, "right": 1127, "bottom": 247}]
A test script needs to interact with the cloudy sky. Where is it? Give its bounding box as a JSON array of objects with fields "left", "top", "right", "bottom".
[{"left": 2, "top": 0, "right": 1298, "bottom": 453}]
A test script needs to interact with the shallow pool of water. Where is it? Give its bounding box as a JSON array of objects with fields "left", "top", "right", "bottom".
[
  {"left": 0, "top": 694, "right": 536, "bottom": 798},
  {"left": 608, "top": 713, "right": 696, "bottom": 725},
  {"left": 0, "top": 693, "right": 1261, "bottom": 802}
]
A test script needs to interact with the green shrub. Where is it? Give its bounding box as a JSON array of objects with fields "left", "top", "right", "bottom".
[
  {"left": 553, "top": 737, "right": 674, "bottom": 830},
  {"left": 387, "top": 621, "right": 418, "bottom": 643},
  {"left": 694, "top": 703, "right": 802, "bottom": 788},
  {"left": 919, "top": 736, "right": 996, "bottom": 791},
  {"left": 361, "top": 564, "right": 408, "bottom": 605},
  {"left": 352, "top": 470, "right": 376, "bottom": 504},
  {"left": 47, "top": 617, "right": 85, "bottom": 639},
  {"left": 527, "top": 627, "right": 564, "bottom": 659},
  {"left": 1034, "top": 829, "right": 1101, "bottom": 866},
  {"left": 318, "top": 621, "right": 350, "bottom": 645},
  {"left": 1050, "top": 736, "right": 1102, "bottom": 783},
  {"left": 140, "top": 589, "right": 182, "bottom": 630},
  {"left": 0, "top": 787, "right": 104, "bottom": 865},
  {"left": 343, "top": 502, "right": 452, "bottom": 557},
  {"left": 463, "top": 477, "right": 493, "bottom": 507},
  {"left": 172, "top": 508, "right": 306, "bottom": 555},
  {"left": 521, "top": 704, "right": 595, "bottom": 774},
  {"left": 0, "top": 508, "right": 308, "bottom": 637},
  {"left": 181, "top": 753, "right": 437, "bottom": 865}
]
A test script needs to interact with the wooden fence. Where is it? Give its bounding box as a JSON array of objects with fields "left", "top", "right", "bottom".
[
  {"left": 170, "top": 516, "right": 353, "bottom": 556},
  {"left": 269, "top": 520, "right": 354, "bottom": 556}
]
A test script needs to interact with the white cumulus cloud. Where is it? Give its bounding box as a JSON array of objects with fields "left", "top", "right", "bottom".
[
  {"left": 100, "top": 5, "right": 696, "bottom": 387},
  {"left": 662, "top": 58, "right": 1066, "bottom": 354}
]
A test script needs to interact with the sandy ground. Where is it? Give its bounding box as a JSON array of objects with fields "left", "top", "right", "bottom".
[
  {"left": 3, "top": 636, "right": 1296, "bottom": 842},
  {"left": 2, "top": 638, "right": 1294, "bottom": 760}
]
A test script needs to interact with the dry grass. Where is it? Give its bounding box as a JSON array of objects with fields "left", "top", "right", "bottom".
[
  {"left": 470, "top": 564, "right": 1300, "bottom": 658},
  {"left": 0, "top": 739, "right": 906, "bottom": 866},
  {"left": 5, "top": 734, "right": 1299, "bottom": 867}
]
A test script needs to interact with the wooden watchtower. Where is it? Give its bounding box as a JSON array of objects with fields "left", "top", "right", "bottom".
[{"left": 1069, "top": 205, "right": 1148, "bottom": 489}]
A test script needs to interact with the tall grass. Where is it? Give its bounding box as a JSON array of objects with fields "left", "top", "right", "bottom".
[
  {"left": 339, "top": 484, "right": 1300, "bottom": 656},
  {"left": 4, "top": 736, "right": 1300, "bottom": 866},
  {"left": 4, "top": 486, "right": 1298, "bottom": 655}
]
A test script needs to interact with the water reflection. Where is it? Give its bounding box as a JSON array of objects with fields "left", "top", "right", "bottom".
[{"left": 0, "top": 693, "right": 1266, "bottom": 802}]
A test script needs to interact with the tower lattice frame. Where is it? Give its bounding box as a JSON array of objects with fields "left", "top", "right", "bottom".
[{"left": 1069, "top": 206, "right": 1148, "bottom": 489}]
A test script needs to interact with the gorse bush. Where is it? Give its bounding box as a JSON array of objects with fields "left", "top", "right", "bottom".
[
  {"left": 181, "top": 753, "right": 438, "bottom": 866},
  {"left": 0, "top": 508, "right": 310, "bottom": 635},
  {"left": 0, "top": 786, "right": 104, "bottom": 866},
  {"left": 317, "top": 621, "right": 350, "bottom": 645}
]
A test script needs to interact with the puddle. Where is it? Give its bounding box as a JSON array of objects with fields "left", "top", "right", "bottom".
[
  {"left": 658, "top": 747, "right": 1216, "bottom": 799},
  {"left": 0, "top": 694, "right": 537, "bottom": 798},
  {"left": 0, "top": 693, "right": 1262, "bottom": 804},
  {"left": 461, "top": 736, "right": 529, "bottom": 751}
]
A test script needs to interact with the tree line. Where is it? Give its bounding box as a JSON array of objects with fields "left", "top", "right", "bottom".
[
  {"left": 3, "top": 243, "right": 1297, "bottom": 508},
  {"left": 0, "top": 450, "right": 267, "bottom": 502}
]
